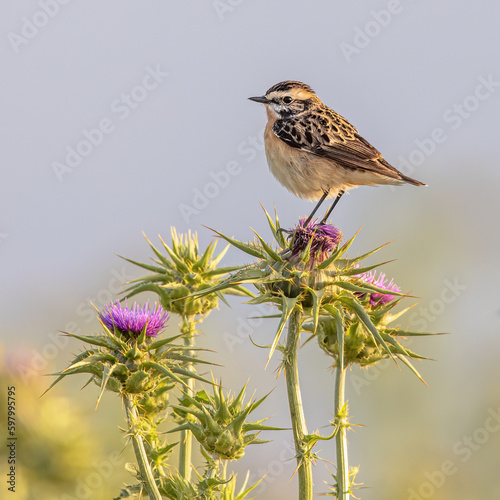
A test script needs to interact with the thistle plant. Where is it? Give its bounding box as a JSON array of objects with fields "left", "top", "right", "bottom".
[
  {"left": 45, "top": 300, "right": 211, "bottom": 499},
  {"left": 46, "top": 211, "right": 437, "bottom": 499},
  {"left": 122, "top": 229, "right": 250, "bottom": 481},
  {"left": 47, "top": 227, "right": 282, "bottom": 499},
  {"left": 154, "top": 379, "right": 276, "bottom": 500},
  {"left": 189, "top": 207, "right": 437, "bottom": 500}
]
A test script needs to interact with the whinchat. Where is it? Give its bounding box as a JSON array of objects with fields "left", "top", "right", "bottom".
[{"left": 249, "top": 81, "right": 425, "bottom": 224}]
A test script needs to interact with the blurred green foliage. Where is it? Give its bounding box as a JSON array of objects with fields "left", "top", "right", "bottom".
[{"left": 0, "top": 348, "right": 133, "bottom": 500}]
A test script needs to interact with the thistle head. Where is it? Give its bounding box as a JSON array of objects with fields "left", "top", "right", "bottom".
[
  {"left": 123, "top": 228, "right": 236, "bottom": 319},
  {"left": 170, "top": 382, "right": 280, "bottom": 461},
  {"left": 289, "top": 218, "right": 342, "bottom": 265},
  {"left": 316, "top": 316, "right": 394, "bottom": 367},
  {"left": 355, "top": 270, "right": 401, "bottom": 307},
  {"left": 46, "top": 300, "right": 209, "bottom": 406},
  {"left": 99, "top": 300, "right": 169, "bottom": 339},
  {"left": 186, "top": 207, "right": 431, "bottom": 376}
]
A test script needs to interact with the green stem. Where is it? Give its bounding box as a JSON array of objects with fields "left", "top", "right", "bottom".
[
  {"left": 335, "top": 366, "right": 349, "bottom": 500},
  {"left": 179, "top": 316, "right": 196, "bottom": 481},
  {"left": 206, "top": 453, "right": 221, "bottom": 479},
  {"left": 284, "top": 309, "right": 313, "bottom": 500},
  {"left": 334, "top": 307, "right": 349, "bottom": 500},
  {"left": 123, "top": 394, "right": 162, "bottom": 500},
  {"left": 200, "top": 454, "right": 221, "bottom": 500}
]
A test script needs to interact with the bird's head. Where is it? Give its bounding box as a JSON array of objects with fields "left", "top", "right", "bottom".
[{"left": 249, "top": 81, "right": 318, "bottom": 118}]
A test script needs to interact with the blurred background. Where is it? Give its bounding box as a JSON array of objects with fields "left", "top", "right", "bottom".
[{"left": 1, "top": 1, "right": 500, "bottom": 498}]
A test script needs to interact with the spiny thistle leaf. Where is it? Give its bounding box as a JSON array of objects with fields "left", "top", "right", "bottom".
[
  {"left": 337, "top": 295, "right": 395, "bottom": 361},
  {"left": 207, "top": 227, "right": 267, "bottom": 260},
  {"left": 316, "top": 228, "right": 361, "bottom": 269},
  {"left": 251, "top": 228, "right": 284, "bottom": 262},
  {"left": 267, "top": 296, "right": 300, "bottom": 367}
]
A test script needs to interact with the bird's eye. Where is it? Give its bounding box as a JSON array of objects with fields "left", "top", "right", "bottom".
[{"left": 283, "top": 96, "right": 293, "bottom": 104}]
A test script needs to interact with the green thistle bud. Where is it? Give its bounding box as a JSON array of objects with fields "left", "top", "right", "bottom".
[
  {"left": 138, "top": 384, "right": 172, "bottom": 417},
  {"left": 306, "top": 294, "right": 434, "bottom": 383},
  {"left": 316, "top": 318, "right": 390, "bottom": 367},
  {"left": 159, "top": 471, "right": 265, "bottom": 500},
  {"left": 216, "top": 429, "right": 238, "bottom": 455},
  {"left": 123, "top": 229, "right": 243, "bottom": 322},
  {"left": 169, "top": 382, "right": 281, "bottom": 461}
]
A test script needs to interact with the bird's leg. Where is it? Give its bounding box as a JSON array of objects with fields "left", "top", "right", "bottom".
[
  {"left": 320, "top": 190, "right": 344, "bottom": 224},
  {"left": 303, "top": 189, "right": 329, "bottom": 226}
]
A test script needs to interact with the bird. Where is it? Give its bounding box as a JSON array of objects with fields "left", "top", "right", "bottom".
[{"left": 249, "top": 81, "right": 425, "bottom": 225}]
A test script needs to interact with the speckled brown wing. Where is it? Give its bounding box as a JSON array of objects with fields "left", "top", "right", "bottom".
[{"left": 272, "top": 106, "right": 424, "bottom": 185}]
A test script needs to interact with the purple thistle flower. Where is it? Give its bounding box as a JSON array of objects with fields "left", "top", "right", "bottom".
[
  {"left": 99, "top": 300, "right": 169, "bottom": 338},
  {"left": 290, "top": 218, "right": 342, "bottom": 264},
  {"left": 356, "top": 270, "right": 401, "bottom": 306}
]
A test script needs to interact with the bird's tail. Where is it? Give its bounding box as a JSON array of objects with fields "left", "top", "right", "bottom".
[
  {"left": 400, "top": 173, "right": 426, "bottom": 186},
  {"left": 379, "top": 156, "right": 427, "bottom": 186}
]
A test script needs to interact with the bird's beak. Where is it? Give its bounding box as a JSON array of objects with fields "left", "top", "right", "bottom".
[{"left": 248, "top": 95, "right": 268, "bottom": 104}]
